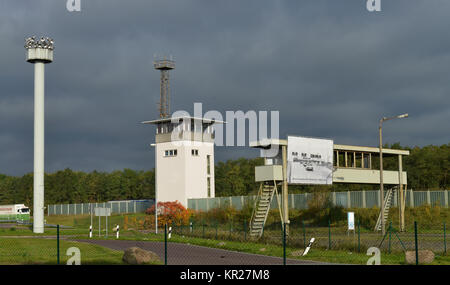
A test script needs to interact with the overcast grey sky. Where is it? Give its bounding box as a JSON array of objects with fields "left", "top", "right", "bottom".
[{"left": 0, "top": 0, "right": 449, "bottom": 176}]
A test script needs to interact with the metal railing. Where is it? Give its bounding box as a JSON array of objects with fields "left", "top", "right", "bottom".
[
  {"left": 47, "top": 199, "right": 154, "bottom": 216},
  {"left": 188, "top": 190, "right": 450, "bottom": 211}
]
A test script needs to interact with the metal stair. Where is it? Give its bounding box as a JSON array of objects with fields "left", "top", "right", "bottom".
[
  {"left": 249, "top": 182, "right": 277, "bottom": 238},
  {"left": 374, "top": 187, "right": 397, "bottom": 231}
]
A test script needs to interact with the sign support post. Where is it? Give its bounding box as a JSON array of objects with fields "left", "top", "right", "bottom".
[
  {"left": 282, "top": 144, "right": 289, "bottom": 236},
  {"left": 94, "top": 207, "right": 111, "bottom": 238}
]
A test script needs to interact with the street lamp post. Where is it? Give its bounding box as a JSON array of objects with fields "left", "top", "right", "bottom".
[{"left": 379, "top": 113, "right": 408, "bottom": 236}]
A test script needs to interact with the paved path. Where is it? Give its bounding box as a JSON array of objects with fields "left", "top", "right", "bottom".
[{"left": 73, "top": 239, "right": 328, "bottom": 265}]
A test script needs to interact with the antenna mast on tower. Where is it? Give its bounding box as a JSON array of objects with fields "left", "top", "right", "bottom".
[{"left": 153, "top": 55, "right": 175, "bottom": 118}]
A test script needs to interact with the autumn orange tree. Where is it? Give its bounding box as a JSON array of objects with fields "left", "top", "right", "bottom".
[{"left": 146, "top": 201, "right": 192, "bottom": 226}]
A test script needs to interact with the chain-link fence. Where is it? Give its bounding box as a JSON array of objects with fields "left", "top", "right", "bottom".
[
  {"left": 0, "top": 216, "right": 447, "bottom": 265},
  {"left": 0, "top": 225, "right": 126, "bottom": 265},
  {"left": 159, "top": 218, "right": 448, "bottom": 265}
]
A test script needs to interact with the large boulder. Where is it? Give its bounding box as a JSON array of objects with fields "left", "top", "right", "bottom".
[
  {"left": 122, "top": 247, "right": 161, "bottom": 265},
  {"left": 405, "top": 250, "right": 435, "bottom": 264}
]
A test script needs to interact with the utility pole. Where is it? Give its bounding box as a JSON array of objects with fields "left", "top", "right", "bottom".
[{"left": 282, "top": 144, "right": 289, "bottom": 235}]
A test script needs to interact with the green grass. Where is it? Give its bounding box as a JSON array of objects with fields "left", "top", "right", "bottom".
[
  {"left": 0, "top": 238, "right": 131, "bottom": 265},
  {"left": 45, "top": 213, "right": 147, "bottom": 230}
]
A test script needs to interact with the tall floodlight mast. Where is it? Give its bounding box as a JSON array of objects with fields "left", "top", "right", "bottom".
[
  {"left": 153, "top": 56, "right": 175, "bottom": 118},
  {"left": 25, "top": 36, "right": 54, "bottom": 233}
]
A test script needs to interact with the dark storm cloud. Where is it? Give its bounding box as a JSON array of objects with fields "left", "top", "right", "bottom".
[{"left": 0, "top": 0, "right": 449, "bottom": 176}]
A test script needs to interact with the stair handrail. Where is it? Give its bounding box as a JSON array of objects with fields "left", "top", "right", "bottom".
[
  {"left": 249, "top": 183, "right": 264, "bottom": 230},
  {"left": 374, "top": 186, "right": 396, "bottom": 231},
  {"left": 259, "top": 181, "right": 279, "bottom": 238}
]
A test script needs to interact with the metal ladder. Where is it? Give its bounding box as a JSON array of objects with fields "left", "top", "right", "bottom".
[
  {"left": 374, "top": 186, "right": 397, "bottom": 231},
  {"left": 249, "top": 182, "right": 278, "bottom": 238}
]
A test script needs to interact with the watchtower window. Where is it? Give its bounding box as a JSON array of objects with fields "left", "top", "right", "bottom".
[
  {"left": 164, "top": 149, "right": 177, "bottom": 157},
  {"left": 207, "top": 177, "right": 211, "bottom": 198},
  {"left": 207, "top": 155, "right": 211, "bottom": 175}
]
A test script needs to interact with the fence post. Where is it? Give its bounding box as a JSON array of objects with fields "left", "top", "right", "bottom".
[
  {"left": 358, "top": 219, "right": 361, "bottom": 253},
  {"left": 328, "top": 219, "right": 331, "bottom": 250},
  {"left": 427, "top": 190, "right": 431, "bottom": 205},
  {"left": 414, "top": 221, "right": 418, "bottom": 265},
  {"left": 347, "top": 191, "right": 351, "bottom": 208},
  {"left": 229, "top": 222, "right": 232, "bottom": 239},
  {"left": 164, "top": 224, "right": 167, "bottom": 265},
  {"left": 410, "top": 189, "right": 415, "bottom": 207},
  {"left": 444, "top": 190, "right": 448, "bottom": 208},
  {"left": 362, "top": 191, "right": 366, "bottom": 208},
  {"left": 57, "top": 224, "right": 60, "bottom": 265},
  {"left": 283, "top": 223, "right": 286, "bottom": 266}
]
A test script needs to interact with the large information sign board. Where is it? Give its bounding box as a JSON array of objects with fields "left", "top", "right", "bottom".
[{"left": 287, "top": 136, "right": 333, "bottom": 185}]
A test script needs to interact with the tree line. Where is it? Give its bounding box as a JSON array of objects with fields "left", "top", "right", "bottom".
[{"left": 0, "top": 143, "right": 448, "bottom": 206}]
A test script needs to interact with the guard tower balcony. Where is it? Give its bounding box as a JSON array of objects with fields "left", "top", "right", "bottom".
[
  {"left": 250, "top": 139, "right": 286, "bottom": 182},
  {"left": 142, "top": 116, "right": 225, "bottom": 143},
  {"left": 153, "top": 59, "right": 175, "bottom": 70}
]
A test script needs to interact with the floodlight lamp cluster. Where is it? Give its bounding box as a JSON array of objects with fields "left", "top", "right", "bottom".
[{"left": 25, "top": 36, "right": 54, "bottom": 50}]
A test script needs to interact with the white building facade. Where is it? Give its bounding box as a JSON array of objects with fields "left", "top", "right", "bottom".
[{"left": 144, "top": 117, "right": 222, "bottom": 207}]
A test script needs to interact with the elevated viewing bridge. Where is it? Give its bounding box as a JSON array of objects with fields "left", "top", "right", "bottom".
[{"left": 249, "top": 138, "right": 410, "bottom": 238}]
